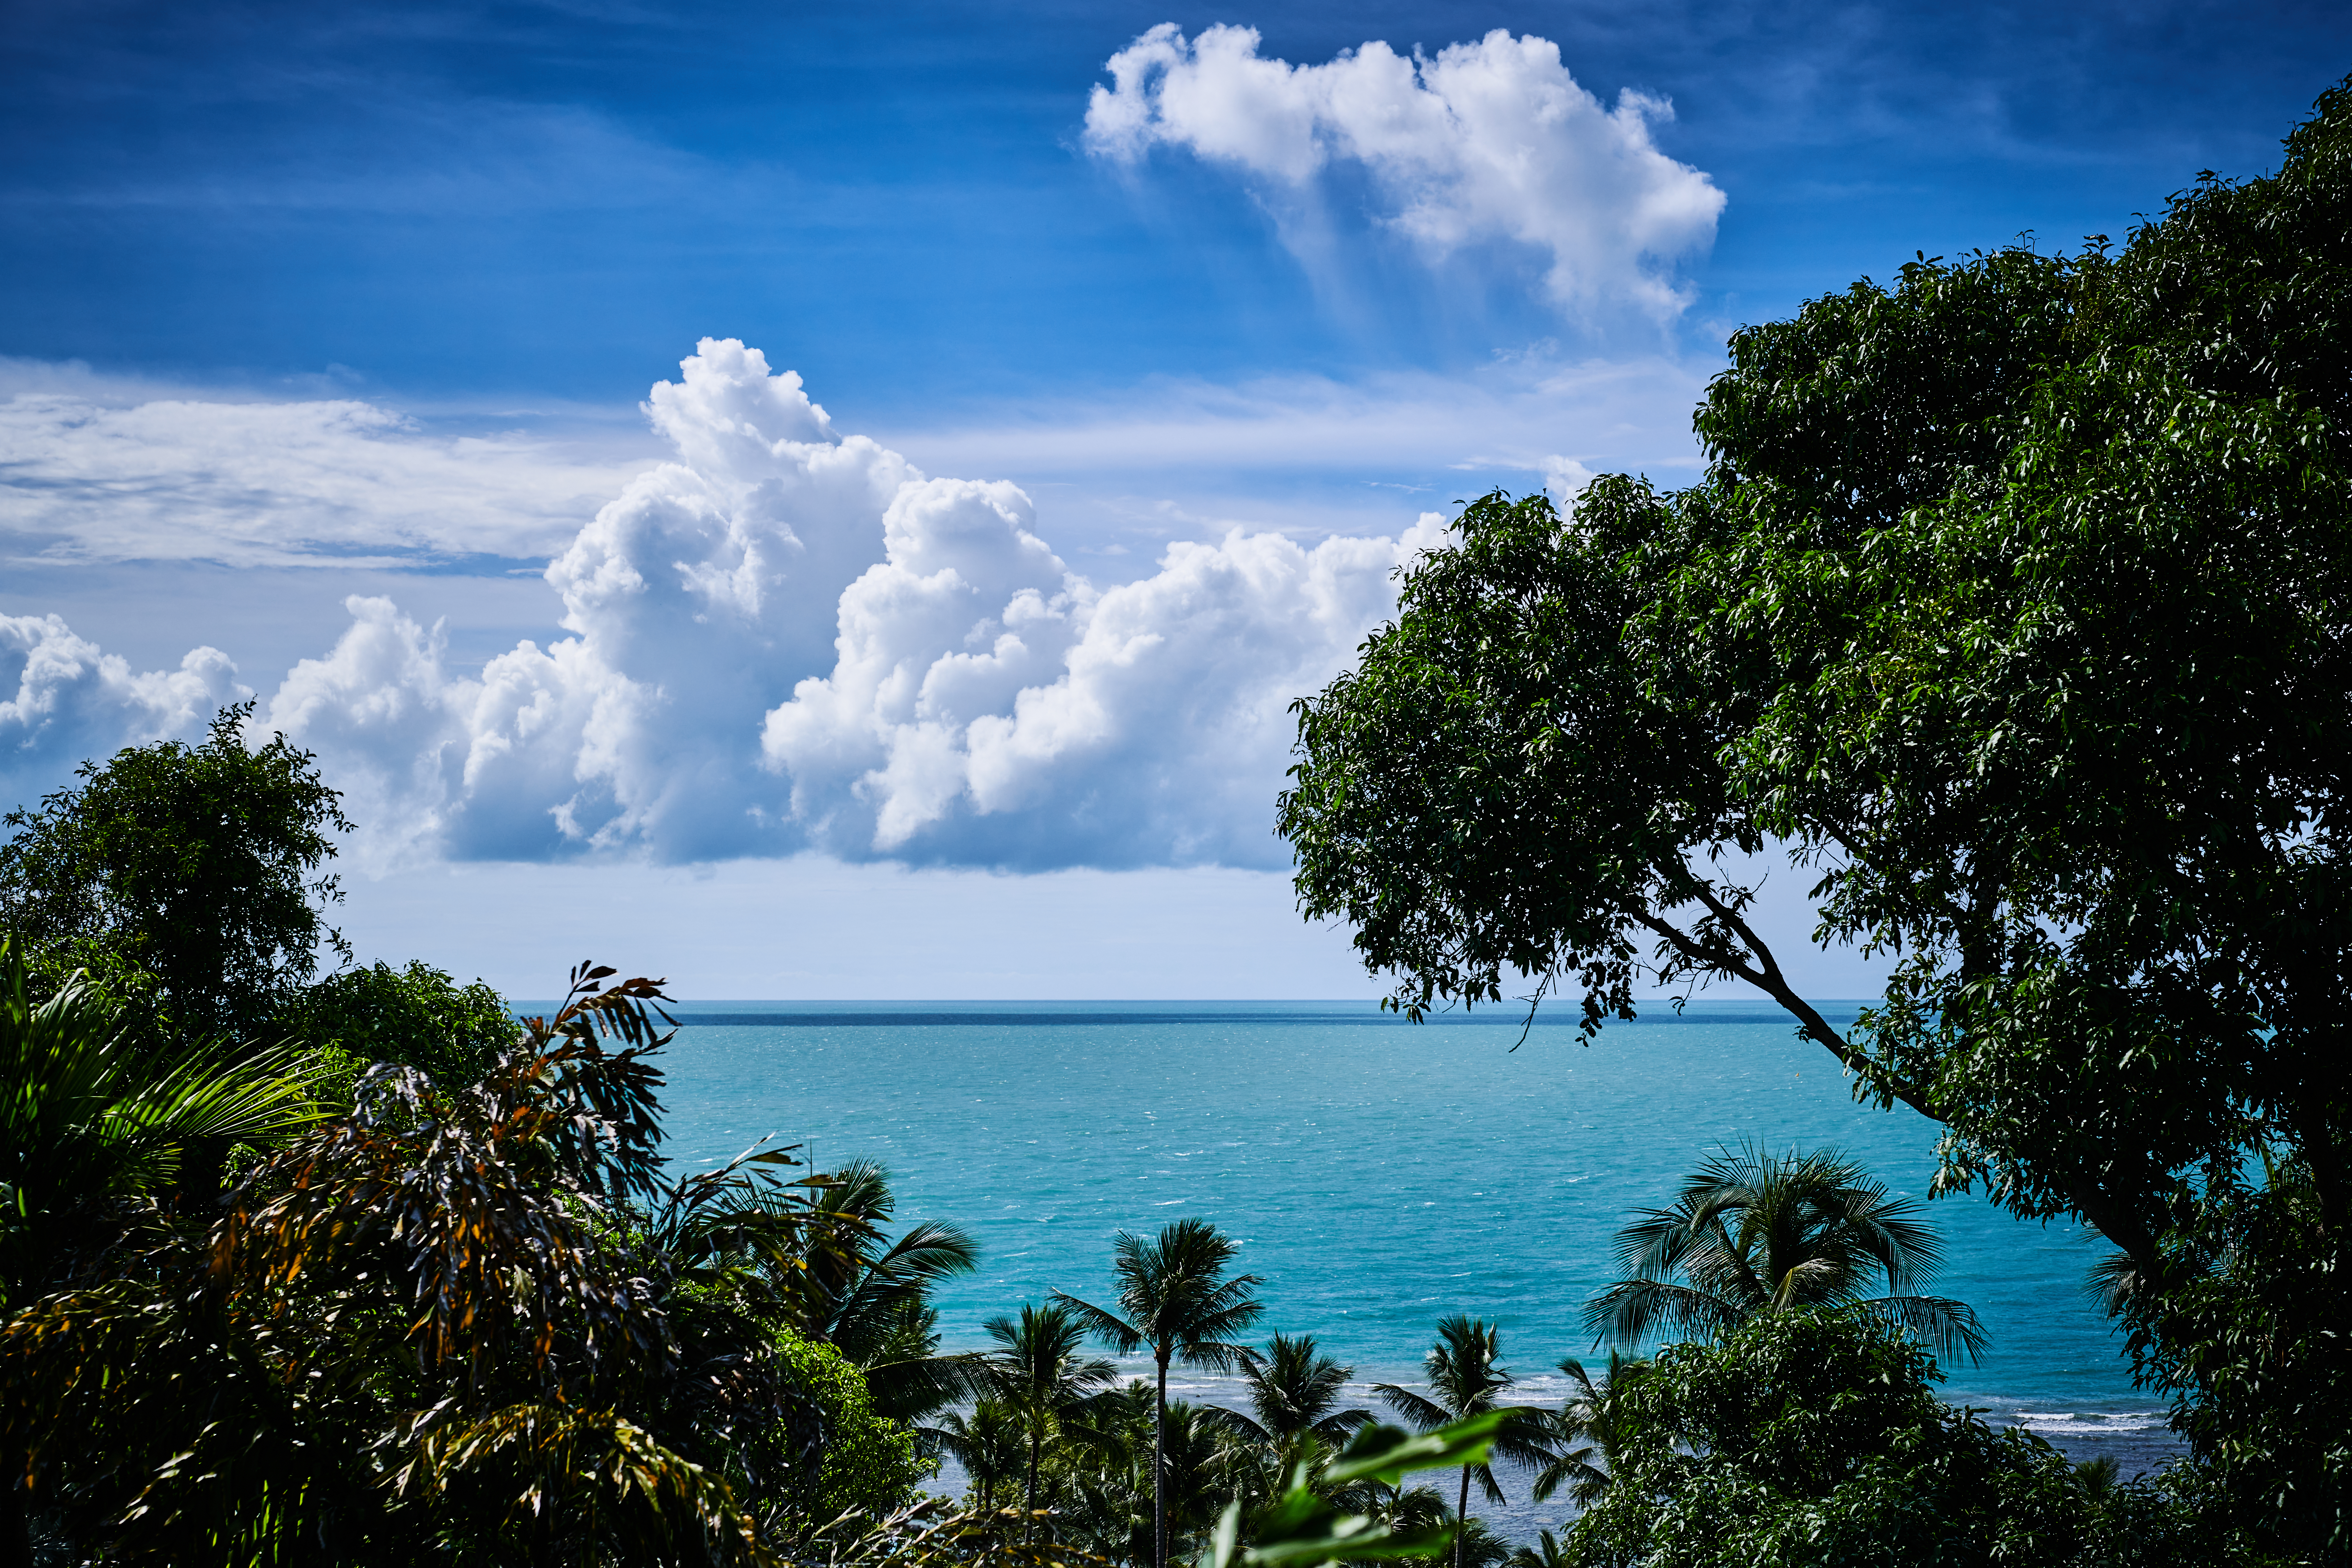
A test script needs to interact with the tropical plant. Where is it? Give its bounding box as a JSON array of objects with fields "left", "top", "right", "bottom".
[
  {"left": 1055, "top": 1218, "right": 1265, "bottom": 1568},
  {"left": 939, "top": 1397, "right": 1029, "bottom": 1514},
  {"left": 1196, "top": 1411, "right": 1511, "bottom": 1568},
  {"left": 1583, "top": 1145, "right": 1986, "bottom": 1364},
  {"left": 1212, "top": 1334, "right": 1371, "bottom": 1469},
  {"left": 0, "top": 936, "right": 320, "bottom": 1559},
  {"left": 0, "top": 701, "right": 352, "bottom": 1036},
  {"left": 1, "top": 962, "right": 820, "bottom": 1564},
  {"left": 1372, "top": 1318, "right": 1551, "bottom": 1568},
  {"left": 793, "top": 1157, "right": 989, "bottom": 1426},
  {"left": 0, "top": 938, "right": 317, "bottom": 1313},
  {"left": 984, "top": 1302, "right": 1119, "bottom": 1541},
  {"left": 1528, "top": 1353, "right": 1649, "bottom": 1510},
  {"left": 1505, "top": 1528, "right": 1569, "bottom": 1568},
  {"left": 271, "top": 957, "right": 516, "bottom": 1089}
]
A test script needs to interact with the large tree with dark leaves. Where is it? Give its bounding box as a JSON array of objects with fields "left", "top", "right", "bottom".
[
  {"left": 1, "top": 702, "right": 351, "bottom": 1038},
  {"left": 1279, "top": 78, "right": 2352, "bottom": 1559}
]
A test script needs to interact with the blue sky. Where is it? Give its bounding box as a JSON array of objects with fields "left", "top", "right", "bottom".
[{"left": 3, "top": 0, "right": 2348, "bottom": 996}]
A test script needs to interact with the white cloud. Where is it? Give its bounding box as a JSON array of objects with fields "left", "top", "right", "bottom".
[
  {"left": 0, "top": 382, "right": 651, "bottom": 568},
  {"left": 1, "top": 612, "right": 245, "bottom": 799},
  {"left": 1085, "top": 25, "right": 1725, "bottom": 319},
  {"left": 236, "top": 339, "right": 1445, "bottom": 871}
]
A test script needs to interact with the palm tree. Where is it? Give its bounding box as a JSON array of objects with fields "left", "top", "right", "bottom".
[
  {"left": 1373, "top": 1317, "right": 1552, "bottom": 1568},
  {"left": 1507, "top": 1528, "right": 1571, "bottom": 1568},
  {"left": 1583, "top": 1144, "right": 1988, "bottom": 1363},
  {"left": 1208, "top": 1333, "right": 1371, "bottom": 1470},
  {"left": 935, "top": 1396, "right": 1026, "bottom": 1514},
  {"left": 1, "top": 939, "right": 317, "bottom": 1315},
  {"left": 982, "top": 1302, "right": 1118, "bottom": 1541},
  {"left": 1529, "top": 1352, "right": 1649, "bottom": 1509},
  {"left": 1, "top": 940, "right": 318, "bottom": 1562},
  {"left": 1053, "top": 1217, "right": 1265, "bottom": 1568},
  {"left": 791, "top": 1157, "right": 990, "bottom": 1424}
]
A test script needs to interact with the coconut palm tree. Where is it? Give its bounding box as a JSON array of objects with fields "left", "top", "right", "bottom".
[
  {"left": 1583, "top": 1144, "right": 1988, "bottom": 1364},
  {"left": 1053, "top": 1217, "right": 1265, "bottom": 1568},
  {"left": 935, "top": 1397, "right": 1026, "bottom": 1514},
  {"left": 1373, "top": 1317, "right": 1552, "bottom": 1568},
  {"left": 789, "top": 1157, "right": 990, "bottom": 1424},
  {"left": 1209, "top": 1332, "right": 1372, "bottom": 1468},
  {"left": 982, "top": 1302, "right": 1118, "bottom": 1541},
  {"left": 1507, "top": 1528, "right": 1571, "bottom": 1568},
  {"left": 1528, "top": 1352, "right": 1649, "bottom": 1509}
]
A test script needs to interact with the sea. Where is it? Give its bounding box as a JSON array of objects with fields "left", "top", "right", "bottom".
[{"left": 641, "top": 998, "right": 2183, "bottom": 1535}]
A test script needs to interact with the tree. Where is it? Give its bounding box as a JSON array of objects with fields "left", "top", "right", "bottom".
[
  {"left": 982, "top": 1302, "right": 1118, "bottom": 1542},
  {"left": 0, "top": 702, "right": 352, "bottom": 1038},
  {"left": 272, "top": 958, "right": 516, "bottom": 1089},
  {"left": 1528, "top": 1353, "right": 1649, "bottom": 1511},
  {"left": 1555, "top": 1309, "right": 2181, "bottom": 1568},
  {"left": 1584, "top": 1145, "right": 1986, "bottom": 1364},
  {"left": 936, "top": 1397, "right": 1027, "bottom": 1514},
  {"left": 1372, "top": 1318, "right": 1551, "bottom": 1568},
  {"left": 1053, "top": 1218, "right": 1265, "bottom": 1568},
  {"left": 1210, "top": 1333, "right": 1371, "bottom": 1472},
  {"left": 1278, "top": 77, "right": 2352, "bottom": 1559},
  {"left": 0, "top": 937, "right": 316, "bottom": 1564},
  {"left": 790, "top": 1158, "right": 988, "bottom": 1427}
]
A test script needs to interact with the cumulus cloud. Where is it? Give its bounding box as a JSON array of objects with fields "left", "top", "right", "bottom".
[
  {"left": 1084, "top": 25, "right": 1725, "bottom": 319},
  {"left": 1, "top": 612, "right": 244, "bottom": 799},
  {"left": 0, "top": 384, "right": 649, "bottom": 567},
  {"left": 208, "top": 338, "right": 1434, "bottom": 872}
]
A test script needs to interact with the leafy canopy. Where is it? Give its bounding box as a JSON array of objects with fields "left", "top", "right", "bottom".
[
  {"left": 1279, "top": 75, "right": 2352, "bottom": 1558},
  {"left": 0, "top": 702, "right": 352, "bottom": 1037}
]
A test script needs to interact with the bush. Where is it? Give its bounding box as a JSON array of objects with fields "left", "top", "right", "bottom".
[
  {"left": 1560, "top": 1310, "right": 2190, "bottom": 1567},
  {"left": 275, "top": 959, "right": 515, "bottom": 1088},
  {"left": 776, "top": 1328, "right": 929, "bottom": 1526}
]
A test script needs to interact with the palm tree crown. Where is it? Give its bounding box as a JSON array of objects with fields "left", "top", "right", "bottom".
[
  {"left": 792, "top": 1157, "right": 987, "bottom": 1423},
  {"left": 1053, "top": 1217, "right": 1264, "bottom": 1568},
  {"left": 1374, "top": 1317, "right": 1552, "bottom": 1568},
  {"left": 1583, "top": 1143, "right": 1988, "bottom": 1364},
  {"left": 1217, "top": 1332, "right": 1370, "bottom": 1458},
  {"left": 982, "top": 1301, "right": 1118, "bottom": 1540},
  {"left": 1529, "top": 1352, "right": 1650, "bottom": 1509}
]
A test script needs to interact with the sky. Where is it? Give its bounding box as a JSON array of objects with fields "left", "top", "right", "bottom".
[{"left": 4, "top": 0, "right": 2348, "bottom": 998}]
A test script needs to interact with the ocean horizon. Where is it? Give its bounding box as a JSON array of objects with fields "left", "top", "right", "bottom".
[{"left": 610, "top": 996, "right": 2182, "bottom": 1528}]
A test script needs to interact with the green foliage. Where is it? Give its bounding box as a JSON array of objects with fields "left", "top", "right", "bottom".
[
  {"left": 1558, "top": 1310, "right": 2181, "bottom": 1568},
  {"left": 1, "top": 963, "right": 800, "bottom": 1564},
  {"left": 1056, "top": 1218, "right": 1267, "bottom": 1568},
  {"left": 1373, "top": 1317, "right": 1553, "bottom": 1568},
  {"left": 776, "top": 1327, "right": 928, "bottom": 1524},
  {"left": 0, "top": 702, "right": 353, "bottom": 1039},
  {"left": 0, "top": 936, "right": 315, "bottom": 1314},
  {"left": 274, "top": 959, "right": 516, "bottom": 1088},
  {"left": 1199, "top": 1411, "right": 1513, "bottom": 1568},
  {"left": 1585, "top": 1144, "right": 1986, "bottom": 1364},
  {"left": 1278, "top": 76, "right": 2352, "bottom": 1555}
]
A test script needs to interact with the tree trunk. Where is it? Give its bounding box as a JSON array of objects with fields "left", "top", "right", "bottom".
[
  {"left": 1025, "top": 1425, "right": 1041, "bottom": 1543},
  {"left": 1154, "top": 1350, "right": 1170, "bottom": 1568},
  {"left": 1453, "top": 1463, "right": 1471, "bottom": 1568}
]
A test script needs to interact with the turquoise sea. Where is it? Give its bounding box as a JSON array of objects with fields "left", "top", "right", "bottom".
[{"left": 645, "top": 999, "right": 2180, "bottom": 1529}]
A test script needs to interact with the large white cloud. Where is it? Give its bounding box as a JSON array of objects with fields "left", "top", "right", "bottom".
[
  {"left": 2, "top": 612, "right": 244, "bottom": 799},
  {"left": 241, "top": 339, "right": 1440, "bottom": 872},
  {"left": 1085, "top": 25, "right": 1725, "bottom": 319}
]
